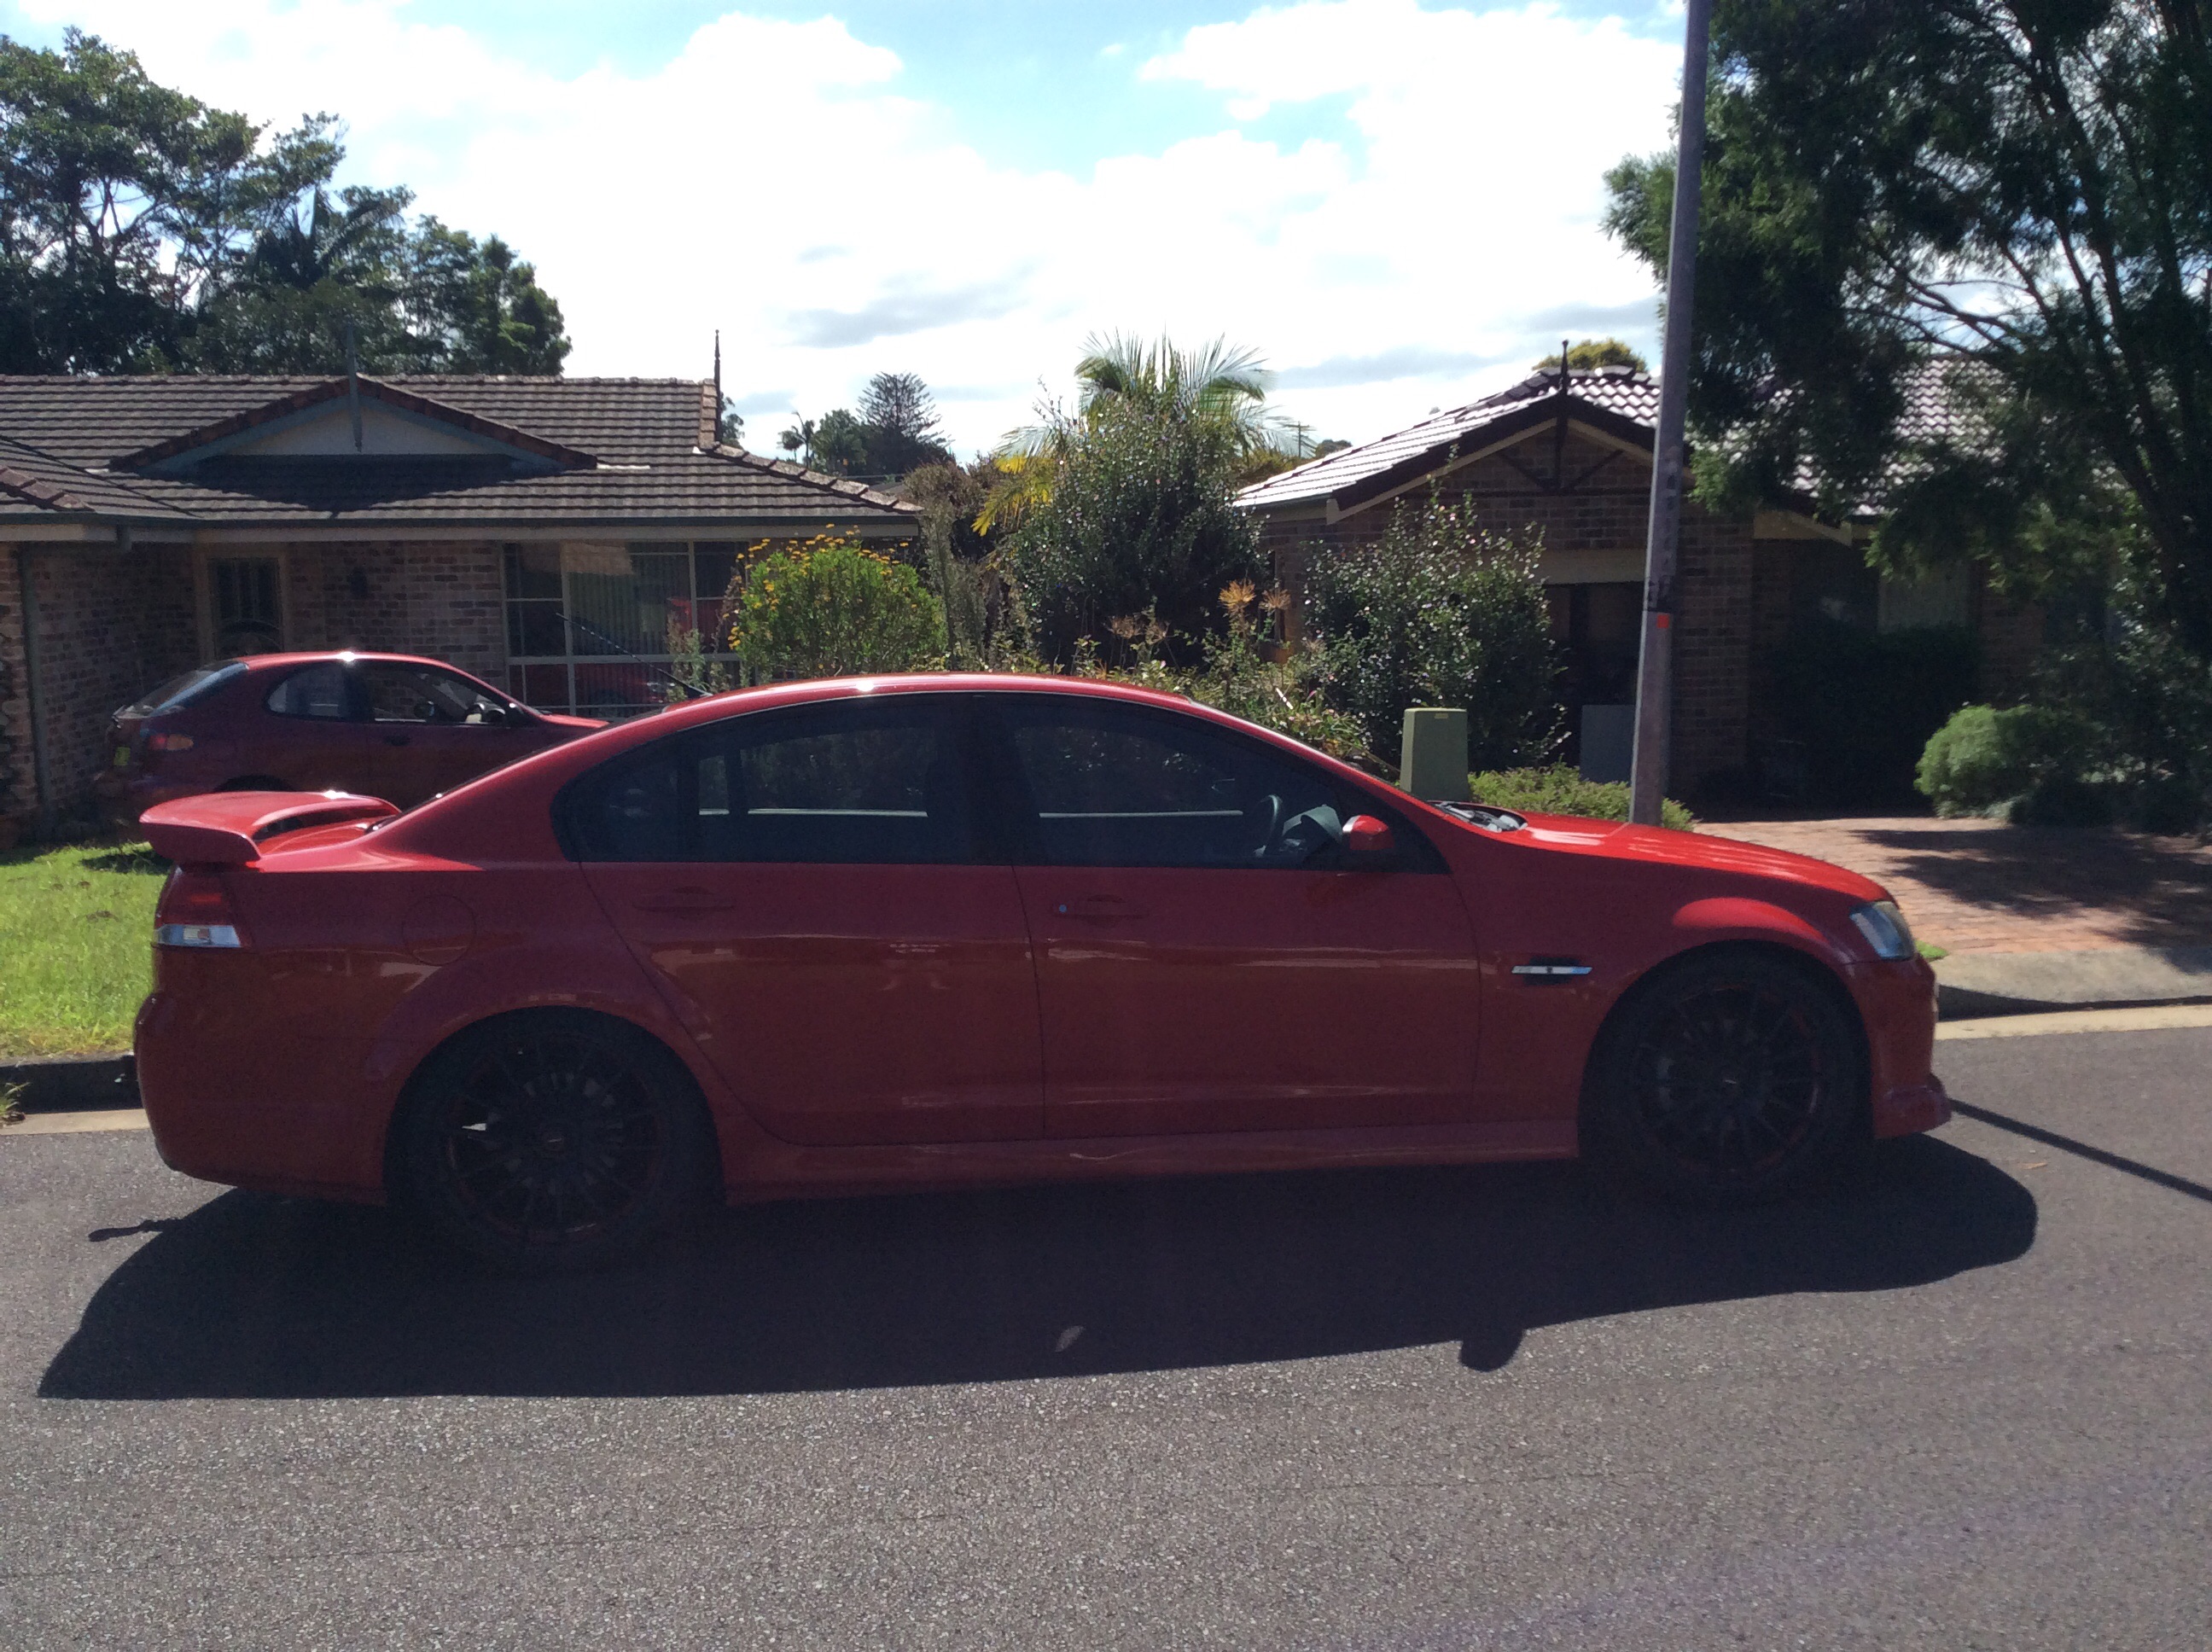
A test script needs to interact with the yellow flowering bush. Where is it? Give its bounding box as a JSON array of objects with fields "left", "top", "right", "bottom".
[{"left": 727, "top": 534, "right": 944, "bottom": 680}]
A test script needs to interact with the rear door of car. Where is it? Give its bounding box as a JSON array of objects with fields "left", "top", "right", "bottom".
[
  {"left": 575, "top": 692, "right": 1045, "bottom": 1146},
  {"left": 982, "top": 693, "right": 1481, "bottom": 1139}
]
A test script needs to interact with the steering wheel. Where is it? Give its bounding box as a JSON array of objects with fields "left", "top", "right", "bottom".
[{"left": 1252, "top": 792, "right": 1284, "bottom": 861}]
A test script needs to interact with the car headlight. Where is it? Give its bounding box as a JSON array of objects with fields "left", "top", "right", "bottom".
[{"left": 1849, "top": 899, "right": 1916, "bottom": 961}]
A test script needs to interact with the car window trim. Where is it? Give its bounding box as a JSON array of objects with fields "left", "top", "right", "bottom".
[
  {"left": 971, "top": 689, "right": 1447, "bottom": 874},
  {"left": 556, "top": 690, "right": 992, "bottom": 866}
]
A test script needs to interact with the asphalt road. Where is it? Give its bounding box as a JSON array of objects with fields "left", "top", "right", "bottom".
[{"left": 3, "top": 1027, "right": 2208, "bottom": 1649}]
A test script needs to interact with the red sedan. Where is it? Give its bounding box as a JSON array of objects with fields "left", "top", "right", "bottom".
[
  {"left": 133, "top": 675, "right": 1947, "bottom": 1269},
  {"left": 96, "top": 651, "right": 603, "bottom": 823}
]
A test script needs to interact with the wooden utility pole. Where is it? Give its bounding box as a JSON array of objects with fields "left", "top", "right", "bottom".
[{"left": 1628, "top": 0, "right": 1713, "bottom": 826}]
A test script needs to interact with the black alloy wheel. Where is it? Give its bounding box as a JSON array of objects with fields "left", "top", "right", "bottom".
[
  {"left": 1587, "top": 952, "right": 1865, "bottom": 1201},
  {"left": 398, "top": 1012, "right": 711, "bottom": 1269}
]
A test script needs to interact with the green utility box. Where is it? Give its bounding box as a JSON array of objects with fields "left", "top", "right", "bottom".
[{"left": 1399, "top": 707, "right": 1470, "bottom": 801}]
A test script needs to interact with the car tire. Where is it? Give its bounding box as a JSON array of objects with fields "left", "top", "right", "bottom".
[
  {"left": 1583, "top": 950, "right": 1866, "bottom": 1203},
  {"left": 393, "top": 1010, "right": 716, "bottom": 1271}
]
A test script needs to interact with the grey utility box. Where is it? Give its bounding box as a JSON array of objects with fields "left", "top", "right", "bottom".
[{"left": 1399, "top": 707, "right": 1470, "bottom": 801}]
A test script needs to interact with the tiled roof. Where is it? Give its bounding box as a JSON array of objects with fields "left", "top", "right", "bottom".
[
  {"left": 1240, "top": 358, "right": 1989, "bottom": 519},
  {"left": 1239, "top": 364, "right": 1658, "bottom": 513},
  {"left": 0, "top": 375, "right": 916, "bottom": 531}
]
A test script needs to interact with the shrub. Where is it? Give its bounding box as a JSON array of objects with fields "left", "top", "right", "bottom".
[
  {"left": 1470, "top": 765, "right": 1697, "bottom": 831},
  {"left": 726, "top": 536, "right": 944, "bottom": 679},
  {"left": 2035, "top": 581, "right": 2212, "bottom": 833},
  {"left": 1304, "top": 493, "right": 1563, "bottom": 769},
  {"left": 1770, "top": 620, "right": 1980, "bottom": 806},
  {"left": 1069, "top": 585, "right": 1371, "bottom": 766},
  {"left": 1004, "top": 398, "right": 1262, "bottom": 666},
  {"left": 1916, "top": 703, "right": 2105, "bottom": 822}
]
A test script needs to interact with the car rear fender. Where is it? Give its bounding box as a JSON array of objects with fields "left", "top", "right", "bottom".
[{"left": 358, "top": 937, "right": 778, "bottom": 1191}]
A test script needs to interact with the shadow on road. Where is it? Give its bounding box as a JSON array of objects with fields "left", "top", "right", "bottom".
[{"left": 41, "top": 1137, "right": 2034, "bottom": 1400}]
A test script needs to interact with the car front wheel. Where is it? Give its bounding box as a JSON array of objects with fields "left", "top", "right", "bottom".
[
  {"left": 1585, "top": 951, "right": 1866, "bottom": 1201},
  {"left": 394, "top": 1011, "right": 714, "bottom": 1270}
]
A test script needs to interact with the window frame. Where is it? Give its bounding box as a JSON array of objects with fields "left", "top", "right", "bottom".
[
  {"left": 973, "top": 691, "right": 1447, "bottom": 874},
  {"left": 262, "top": 660, "right": 360, "bottom": 722},
  {"left": 555, "top": 691, "right": 990, "bottom": 866},
  {"left": 503, "top": 540, "right": 746, "bottom": 719}
]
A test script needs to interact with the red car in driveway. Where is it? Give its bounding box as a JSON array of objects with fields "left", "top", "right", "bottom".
[
  {"left": 96, "top": 651, "right": 603, "bottom": 823},
  {"left": 132, "top": 675, "right": 1947, "bottom": 1269}
]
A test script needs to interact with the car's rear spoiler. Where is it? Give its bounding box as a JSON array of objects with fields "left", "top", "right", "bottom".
[{"left": 139, "top": 791, "right": 400, "bottom": 864}]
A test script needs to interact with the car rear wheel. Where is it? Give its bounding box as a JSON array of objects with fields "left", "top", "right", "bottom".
[
  {"left": 394, "top": 1012, "right": 714, "bottom": 1271},
  {"left": 1584, "top": 951, "right": 1866, "bottom": 1201}
]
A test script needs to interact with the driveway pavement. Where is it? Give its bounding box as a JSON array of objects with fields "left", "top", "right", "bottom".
[
  {"left": 3, "top": 1024, "right": 2209, "bottom": 1648},
  {"left": 1707, "top": 815, "right": 2212, "bottom": 955}
]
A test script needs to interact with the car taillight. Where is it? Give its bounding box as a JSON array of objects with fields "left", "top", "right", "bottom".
[
  {"left": 145, "top": 731, "right": 195, "bottom": 753},
  {"left": 154, "top": 868, "right": 247, "bottom": 949}
]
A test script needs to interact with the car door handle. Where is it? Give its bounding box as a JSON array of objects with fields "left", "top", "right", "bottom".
[
  {"left": 383, "top": 733, "right": 410, "bottom": 747},
  {"left": 1056, "top": 895, "right": 1148, "bottom": 920},
  {"left": 631, "top": 888, "right": 736, "bottom": 914}
]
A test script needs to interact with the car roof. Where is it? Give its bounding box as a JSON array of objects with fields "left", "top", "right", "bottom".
[{"left": 224, "top": 650, "right": 480, "bottom": 672}]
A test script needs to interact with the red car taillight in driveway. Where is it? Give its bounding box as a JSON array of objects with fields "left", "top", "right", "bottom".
[{"left": 154, "top": 868, "right": 247, "bottom": 950}]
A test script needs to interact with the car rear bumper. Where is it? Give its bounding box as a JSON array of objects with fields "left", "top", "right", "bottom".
[
  {"left": 92, "top": 772, "right": 201, "bottom": 829},
  {"left": 135, "top": 976, "right": 390, "bottom": 1201}
]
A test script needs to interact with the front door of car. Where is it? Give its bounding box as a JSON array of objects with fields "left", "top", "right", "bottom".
[
  {"left": 985, "top": 694, "right": 1481, "bottom": 1139},
  {"left": 578, "top": 694, "right": 1045, "bottom": 1146},
  {"left": 355, "top": 660, "right": 538, "bottom": 804}
]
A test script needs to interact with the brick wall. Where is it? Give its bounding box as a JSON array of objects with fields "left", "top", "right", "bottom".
[
  {"left": 1976, "top": 580, "right": 2044, "bottom": 704},
  {"left": 286, "top": 541, "right": 507, "bottom": 683},
  {"left": 0, "top": 555, "right": 29, "bottom": 817},
  {"left": 1252, "top": 431, "right": 1756, "bottom": 796},
  {"left": 17, "top": 544, "right": 197, "bottom": 815}
]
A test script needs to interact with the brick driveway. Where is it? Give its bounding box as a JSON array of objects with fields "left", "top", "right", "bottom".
[{"left": 1703, "top": 816, "right": 2212, "bottom": 955}]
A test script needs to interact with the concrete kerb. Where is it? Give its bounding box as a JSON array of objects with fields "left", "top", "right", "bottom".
[
  {"left": 1934, "top": 944, "right": 2212, "bottom": 1020},
  {"left": 1, "top": 1054, "right": 137, "bottom": 1114}
]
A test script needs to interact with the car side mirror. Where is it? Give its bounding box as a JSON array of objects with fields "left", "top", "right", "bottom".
[{"left": 1342, "top": 814, "right": 1395, "bottom": 860}]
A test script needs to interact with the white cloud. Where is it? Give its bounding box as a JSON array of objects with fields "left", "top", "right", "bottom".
[{"left": 18, "top": 1, "right": 1677, "bottom": 454}]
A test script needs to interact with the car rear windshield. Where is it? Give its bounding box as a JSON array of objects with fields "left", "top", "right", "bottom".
[{"left": 120, "top": 661, "right": 246, "bottom": 718}]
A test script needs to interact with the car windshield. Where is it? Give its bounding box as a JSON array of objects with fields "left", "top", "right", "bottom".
[{"left": 120, "top": 661, "right": 245, "bottom": 718}]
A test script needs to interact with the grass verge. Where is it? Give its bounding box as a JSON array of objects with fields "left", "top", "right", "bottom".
[{"left": 0, "top": 841, "right": 165, "bottom": 1059}]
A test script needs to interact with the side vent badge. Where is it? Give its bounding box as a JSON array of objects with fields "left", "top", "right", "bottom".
[{"left": 1512, "top": 957, "right": 1592, "bottom": 984}]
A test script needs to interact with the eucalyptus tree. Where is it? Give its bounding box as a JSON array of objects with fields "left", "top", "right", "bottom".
[{"left": 1603, "top": 0, "right": 2212, "bottom": 657}]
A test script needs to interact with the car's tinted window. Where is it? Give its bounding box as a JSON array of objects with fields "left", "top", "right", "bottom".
[
  {"left": 265, "top": 662, "right": 352, "bottom": 720},
  {"left": 123, "top": 661, "right": 245, "bottom": 718},
  {"left": 360, "top": 662, "right": 505, "bottom": 724},
  {"left": 994, "top": 695, "right": 1435, "bottom": 870},
  {"left": 568, "top": 698, "right": 973, "bottom": 864}
]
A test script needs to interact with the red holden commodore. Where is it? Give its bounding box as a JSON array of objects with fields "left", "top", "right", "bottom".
[
  {"left": 133, "top": 675, "right": 1947, "bottom": 1270},
  {"left": 96, "top": 651, "right": 603, "bottom": 824}
]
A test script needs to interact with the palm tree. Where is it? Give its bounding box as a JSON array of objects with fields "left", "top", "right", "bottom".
[{"left": 980, "top": 333, "right": 1289, "bottom": 531}]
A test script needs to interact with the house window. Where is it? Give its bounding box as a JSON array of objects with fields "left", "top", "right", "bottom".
[
  {"left": 502, "top": 542, "right": 745, "bottom": 716},
  {"left": 207, "top": 556, "right": 284, "bottom": 657}
]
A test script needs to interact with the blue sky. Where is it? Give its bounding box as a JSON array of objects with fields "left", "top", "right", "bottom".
[{"left": 3, "top": 2, "right": 1687, "bottom": 454}]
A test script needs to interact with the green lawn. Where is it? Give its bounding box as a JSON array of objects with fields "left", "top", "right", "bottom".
[{"left": 0, "top": 842, "right": 166, "bottom": 1058}]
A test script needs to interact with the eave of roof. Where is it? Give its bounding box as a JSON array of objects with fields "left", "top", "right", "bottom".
[
  {"left": 0, "top": 375, "right": 921, "bottom": 531},
  {"left": 1239, "top": 369, "right": 1659, "bottom": 515},
  {"left": 114, "top": 375, "right": 600, "bottom": 471}
]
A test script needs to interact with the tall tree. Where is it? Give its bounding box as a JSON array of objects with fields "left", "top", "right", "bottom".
[
  {"left": 0, "top": 28, "right": 264, "bottom": 370},
  {"left": 1, "top": 27, "right": 570, "bottom": 376},
  {"left": 1602, "top": 1, "right": 2212, "bottom": 656},
  {"left": 983, "top": 333, "right": 1291, "bottom": 529}
]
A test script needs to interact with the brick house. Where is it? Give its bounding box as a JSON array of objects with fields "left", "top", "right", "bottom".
[
  {"left": 1237, "top": 364, "right": 2040, "bottom": 796},
  {"left": 0, "top": 375, "right": 916, "bottom": 823}
]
